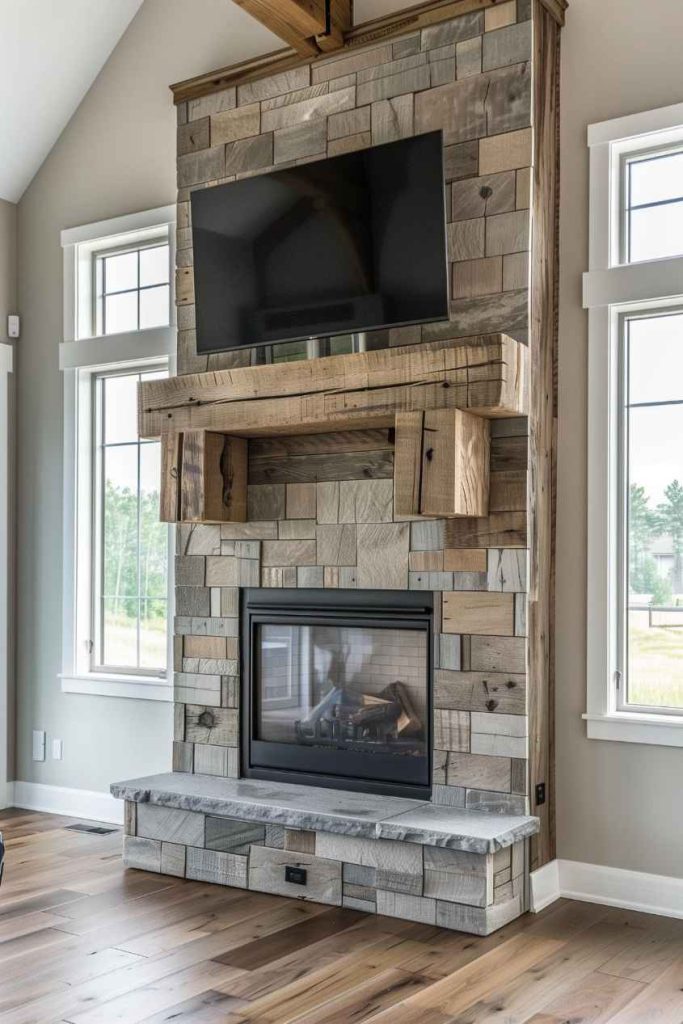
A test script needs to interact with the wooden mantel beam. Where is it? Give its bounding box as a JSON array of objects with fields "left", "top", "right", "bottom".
[{"left": 232, "top": 0, "right": 352, "bottom": 58}]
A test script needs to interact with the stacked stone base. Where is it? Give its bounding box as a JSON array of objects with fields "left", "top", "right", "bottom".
[{"left": 123, "top": 799, "right": 528, "bottom": 936}]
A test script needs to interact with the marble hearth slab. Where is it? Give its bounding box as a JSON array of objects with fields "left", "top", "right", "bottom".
[{"left": 111, "top": 773, "right": 539, "bottom": 853}]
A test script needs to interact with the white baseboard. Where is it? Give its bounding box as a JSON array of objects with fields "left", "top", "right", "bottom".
[
  {"left": 531, "top": 858, "right": 683, "bottom": 920},
  {"left": 529, "top": 858, "right": 561, "bottom": 912},
  {"left": 7, "top": 781, "right": 123, "bottom": 825}
]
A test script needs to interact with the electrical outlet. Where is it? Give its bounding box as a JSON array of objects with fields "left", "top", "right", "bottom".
[
  {"left": 285, "top": 865, "right": 307, "bottom": 886},
  {"left": 7, "top": 314, "right": 20, "bottom": 339},
  {"left": 52, "top": 739, "right": 63, "bottom": 761},
  {"left": 32, "top": 730, "right": 46, "bottom": 762},
  {"left": 535, "top": 782, "right": 546, "bottom": 806}
]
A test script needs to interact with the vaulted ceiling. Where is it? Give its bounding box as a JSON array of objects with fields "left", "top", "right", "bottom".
[{"left": 0, "top": 0, "right": 143, "bottom": 203}]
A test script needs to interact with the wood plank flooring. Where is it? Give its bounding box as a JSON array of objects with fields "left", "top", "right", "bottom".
[{"left": 0, "top": 809, "right": 682, "bottom": 1024}]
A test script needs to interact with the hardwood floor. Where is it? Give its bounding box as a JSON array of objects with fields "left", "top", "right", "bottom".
[{"left": 1, "top": 809, "right": 682, "bottom": 1024}]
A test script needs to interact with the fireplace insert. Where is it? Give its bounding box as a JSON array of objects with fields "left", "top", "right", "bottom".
[{"left": 241, "top": 589, "right": 433, "bottom": 799}]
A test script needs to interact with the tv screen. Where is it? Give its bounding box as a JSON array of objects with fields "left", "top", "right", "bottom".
[{"left": 191, "top": 131, "right": 448, "bottom": 353}]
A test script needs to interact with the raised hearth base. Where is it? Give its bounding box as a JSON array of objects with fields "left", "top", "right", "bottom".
[{"left": 112, "top": 773, "right": 539, "bottom": 936}]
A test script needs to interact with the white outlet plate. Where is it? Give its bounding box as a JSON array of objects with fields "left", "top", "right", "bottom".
[
  {"left": 52, "top": 739, "right": 63, "bottom": 760},
  {"left": 7, "top": 314, "right": 20, "bottom": 339},
  {"left": 32, "top": 730, "right": 46, "bottom": 762}
]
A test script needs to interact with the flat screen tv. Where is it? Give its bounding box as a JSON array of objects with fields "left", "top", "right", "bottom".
[{"left": 191, "top": 130, "right": 448, "bottom": 353}]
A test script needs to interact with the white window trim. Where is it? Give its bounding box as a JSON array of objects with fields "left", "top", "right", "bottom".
[
  {"left": 60, "top": 206, "right": 176, "bottom": 702},
  {"left": 584, "top": 103, "right": 683, "bottom": 747}
]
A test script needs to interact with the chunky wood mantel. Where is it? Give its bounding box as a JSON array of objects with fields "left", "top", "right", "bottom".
[{"left": 140, "top": 334, "right": 527, "bottom": 525}]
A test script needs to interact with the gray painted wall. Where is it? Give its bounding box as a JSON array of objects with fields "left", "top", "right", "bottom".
[
  {"left": 14, "top": 0, "right": 280, "bottom": 792},
  {"left": 0, "top": 200, "right": 16, "bottom": 327},
  {"left": 557, "top": 0, "right": 683, "bottom": 877}
]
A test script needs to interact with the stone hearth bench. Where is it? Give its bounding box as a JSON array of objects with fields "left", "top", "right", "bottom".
[{"left": 111, "top": 773, "right": 539, "bottom": 936}]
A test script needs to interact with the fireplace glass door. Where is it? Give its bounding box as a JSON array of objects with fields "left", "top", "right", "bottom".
[{"left": 243, "top": 589, "right": 432, "bottom": 798}]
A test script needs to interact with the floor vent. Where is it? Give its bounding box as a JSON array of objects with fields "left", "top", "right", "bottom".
[{"left": 65, "top": 824, "right": 118, "bottom": 835}]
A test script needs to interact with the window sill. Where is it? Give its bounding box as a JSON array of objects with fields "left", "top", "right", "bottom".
[
  {"left": 60, "top": 673, "right": 173, "bottom": 702},
  {"left": 583, "top": 712, "right": 683, "bottom": 748}
]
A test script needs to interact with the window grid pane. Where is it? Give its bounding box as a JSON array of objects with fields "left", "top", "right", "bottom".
[
  {"left": 624, "top": 313, "right": 683, "bottom": 712},
  {"left": 94, "top": 369, "right": 168, "bottom": 675},
  {"left": 97, "top": 242, "right": 170, "bottom": 336},
  {"left": 626, "top": 150, "right": 683, "bottom": 263}
]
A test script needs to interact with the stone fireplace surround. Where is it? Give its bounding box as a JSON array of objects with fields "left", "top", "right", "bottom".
[{"left": 112, "top": 1, "right": 545, "bottom": 936}]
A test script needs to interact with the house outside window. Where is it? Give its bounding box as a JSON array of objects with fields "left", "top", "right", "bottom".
[
  {"left": 585, "top": 103, "right": 683, "bottom": 746},
  {"left": 60, "top": 207, "right": 175, "bottom": 701}
]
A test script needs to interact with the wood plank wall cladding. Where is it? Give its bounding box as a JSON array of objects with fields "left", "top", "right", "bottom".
[{"left": 166, "top": 0, "right": 559, "bottom": 880}]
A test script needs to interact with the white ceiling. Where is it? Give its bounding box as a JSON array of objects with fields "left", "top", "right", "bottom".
[{"left": 0, "top": 0, "right": 143, "bottom": 203}]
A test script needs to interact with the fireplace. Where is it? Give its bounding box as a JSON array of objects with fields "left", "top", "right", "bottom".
[{"left": 241, "top": 589, "right": 433, "bottom": 799}]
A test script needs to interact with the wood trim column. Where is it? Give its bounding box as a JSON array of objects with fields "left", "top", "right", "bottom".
[{"left": 528, "top": 0, "right": 560, "bottom": 871}]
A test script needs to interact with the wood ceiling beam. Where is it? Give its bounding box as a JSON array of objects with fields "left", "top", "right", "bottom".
[
  {"left": 232, "top": 0, "right": 322, "bottom": 56},
  {"left": 232, "top": 0, "right": 352, "bottom": 57}
]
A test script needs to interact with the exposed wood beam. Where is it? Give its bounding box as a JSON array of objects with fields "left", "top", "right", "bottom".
[
  {"left": 173, "top": 0, "right": 567, "bottom": 104},
  {"left": 316, "top": 0, "right": 352, "bottom": 52},
  {"left": 232, "top": 0, "right": 322, "bottom": 56}
]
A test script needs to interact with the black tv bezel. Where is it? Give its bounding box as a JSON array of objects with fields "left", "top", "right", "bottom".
[{"left": 190, "top": 130, "right": 450, "bottom": 355}]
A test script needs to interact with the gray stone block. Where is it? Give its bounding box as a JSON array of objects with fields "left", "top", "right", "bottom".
[
  {"left": 177, "top": 147, "right": 225, "bottom": 188},
  {"left": 466, "top": 790, "right": 528, "bottom": 815},
  {"left": 456, "top": 36, "right": 482, "bottom": 78},
  {"left": 194, "top": 743, "right": 231, "bottom": 777},
  {"left": 297, "top": 565, "right": 324, "bottom": 587},
  {"left": 247, "top": 484, "right": 285, "bottom": 521},
  {"left": 436, "top": 891, "right": 524, "bottom": 935},
  {"left": 328, "top": 106, "right": 371, "bottom": 140},
  {"left": 137, "top": 804, "right": 205, "bottom": 847},
  {"left": 238, "top": 66, "right": 310, "bottom": 105},
  {"left": 176, "top": 587, "right": 211, "bottom": 617},
  {"left": 161, "top": 842, "right": 186, "bottom": 878},
  {"left": 377, "top": 890, "right": 436, "bottom": 925},
  {"left": 262, "top": 87, "right": 355, "bottom": 132},
  {"left": 274, "top": 120, "right": 327, "bottom": 164},
  {"left": 123, "top": 835, "right": 161, "bottom": 873},
  {"left": 186, "top": 847, "right": 248, "bottom": 887},
  {"left": 316, "top": 525, "right": 357, "bottom": 567},
  {"left": 356, "top": 523, "right": 409, "bottom": 589},
  {"left": 482, "top": 21, "right": 531, "bottom": 72},
  {"left": 485, "top": 210, "right": 530, "bottom": 256},
  {"left": 225, "top": 133, "right": 273, "bottom": 176},
  {"left": 357, "top": 65, "right": 430, "bottom": 106},
  {"left": 439, "top": 635, "right": 461, "bottom": 671},
  {"left": 248, "top": 846, "right": 342, "bottom": 904},
  {"left": 175, "top": 555, "right": 206, "bottom": 587},
  {"left": 485, "top": 63, "right": 531, "bottom": 137},
  {"left": 421, "top": 12, "right": 483, "bottom": 50},
  {"left": 451, "top": 171, "right": 516, "bottom": 221},
  {"left": 206, "top": 816, "right": 266, "bottom": 854},
  {"left": 188, "top": 87, "right": 236, "bottom": 121},
  {"left": 371, "top": 95, "right": 414, "bottom": 144},
  {"left": 444, "top": 140, "right": 479, "bottom": 181},
  {"left": 410, "top": 520, "right": 445, "bottom": 551}
]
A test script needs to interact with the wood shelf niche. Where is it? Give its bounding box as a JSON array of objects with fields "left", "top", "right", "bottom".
[{"left": 139, "top": 333, "right": 528, "bottom": 524}]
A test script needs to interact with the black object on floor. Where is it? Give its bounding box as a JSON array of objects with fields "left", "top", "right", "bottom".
[{"left": 65, "top": 824, "right": 117, "bottom": 835}]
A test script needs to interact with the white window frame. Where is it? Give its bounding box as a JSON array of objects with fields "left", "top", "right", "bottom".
[
  {"left": 60, "top": 206, "right": 176, "bottom": 702},
  {"left": 584, "top": 102, "right": 683, "bottom": 747}
]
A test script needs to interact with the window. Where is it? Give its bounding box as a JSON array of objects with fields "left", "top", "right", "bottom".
[
  {"left": 623, "top": 148, "right": 683, "bottom": 263},
  {"left": 60, "top": 207, "right": 175, "bottom": 701},
  {"left": 585, "top": 103, "right": 683, "bottom": 745},
  {"left": 95, "top": 243, "right": 170, "bottom": 335},
  {"left": 621, "top": 312, "right": 683, "bottom": 713},
  {"left": 93, "top": 367, "right": 168, "bottom": 675}
]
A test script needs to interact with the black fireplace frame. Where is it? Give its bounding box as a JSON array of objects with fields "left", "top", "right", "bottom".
[{"left": 241, "top": 588, "right": 433, "bottom": 800}]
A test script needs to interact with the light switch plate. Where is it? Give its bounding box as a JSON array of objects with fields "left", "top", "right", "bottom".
[
  {"left": 7, "top": 314, "right": 20, "bottom": 339},
  {"left": 32, "top": 730, "right": 46, "bottom": 762},
  {"left": 52, "top": 739, "right": 63, "bottom": 761}
]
